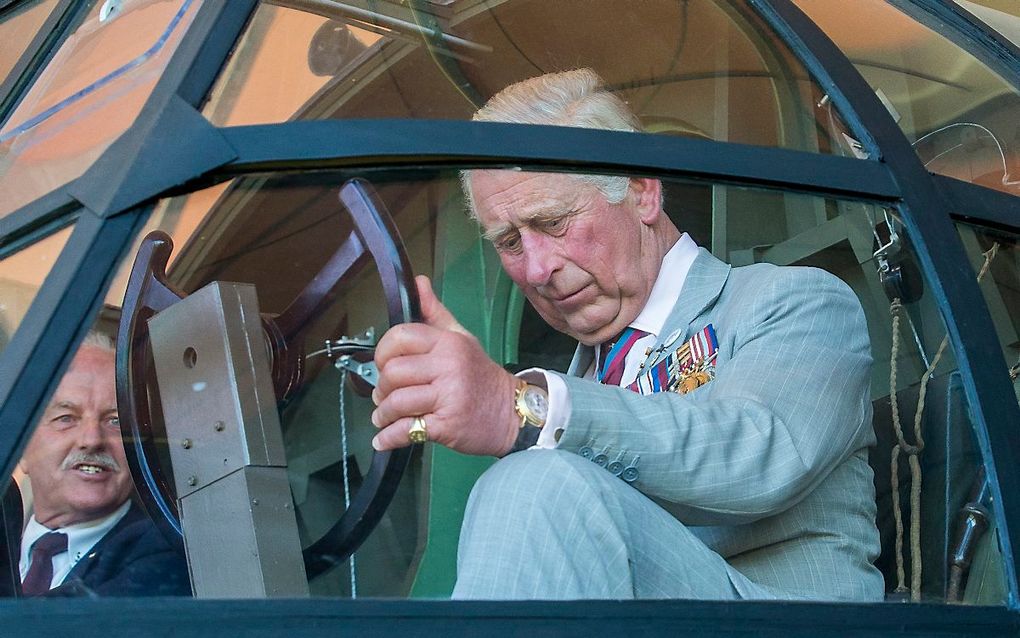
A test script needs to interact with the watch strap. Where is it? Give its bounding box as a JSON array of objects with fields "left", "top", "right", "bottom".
[{"left": 508, "top": 423, "right": 542, "bottom": 455}]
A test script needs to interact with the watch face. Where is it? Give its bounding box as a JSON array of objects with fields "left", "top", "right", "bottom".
[{"left": 524, "top": 387, "right": 549, "bottom": 421}]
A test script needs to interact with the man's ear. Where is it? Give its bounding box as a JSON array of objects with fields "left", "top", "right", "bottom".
[{"left": 630, "top": 177, "right": 664, "bottom": 225}]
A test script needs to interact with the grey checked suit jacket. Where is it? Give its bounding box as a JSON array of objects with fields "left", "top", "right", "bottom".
[{"left": 553, "top": 249, "right": 884, "bottom": 600}]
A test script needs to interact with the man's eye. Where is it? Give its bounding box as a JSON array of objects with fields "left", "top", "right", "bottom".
[
  {"left": 495, "top": 234, "right": 522, "bottom": 254},
  {"left": 106, "top": 416, "right": 120, "bottom": 429},
  {"left": 52, "top": 415, "right": 77, "bottom": 428},
  {"left": 538, "top": 215, "right": 569, "bottom": 235}
]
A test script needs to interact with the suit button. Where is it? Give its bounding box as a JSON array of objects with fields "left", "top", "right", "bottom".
[
  {"left": 622, "top": 455, "right": 641, "bottom": 482},
  {"left": 607, "top": 451, "right": 626, "bottom": 476},
  {"left": 579, "top": 443, "right": 594, "bottom": 459},
  {"left": 592, "top": 447, "right": 610, "bottom": 467}
]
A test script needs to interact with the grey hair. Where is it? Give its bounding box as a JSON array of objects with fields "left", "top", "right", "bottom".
[
  {"left": 461, "top": 68, "right": 640, "bottom": 218},
  {"left": 80, "top": 330, "right": 115, "bottom": 354}
]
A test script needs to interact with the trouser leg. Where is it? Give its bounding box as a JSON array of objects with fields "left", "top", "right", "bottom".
[{"left": 453, "top": 449, "right": 760, "bottom": 600}]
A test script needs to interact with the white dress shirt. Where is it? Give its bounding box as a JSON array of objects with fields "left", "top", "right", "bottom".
[
  {"left": 520, "top": 232, "right": 700, "bottom": 448},
  {"left": 20, "top": 499, "right": 131, "bottom": 590}
]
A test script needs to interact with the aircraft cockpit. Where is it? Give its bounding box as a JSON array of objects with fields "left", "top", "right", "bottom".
[{"left": 0, "top": 0, "right": 1018, "bottom": 635}]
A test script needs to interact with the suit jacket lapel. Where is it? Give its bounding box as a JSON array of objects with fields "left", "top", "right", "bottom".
[
  {"left": 62, "top": 502, "right": 142, "bottom": 585},
  {"left": 651, "top": 248, "right": 731, "bottom": 358},
  {"left": 567, "top": 344, "right": 595, "bottom": 378}
]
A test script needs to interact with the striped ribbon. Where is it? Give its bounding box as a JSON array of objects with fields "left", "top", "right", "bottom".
[{"left": 598, "top": 327, "right": 649, "bottom": 387}]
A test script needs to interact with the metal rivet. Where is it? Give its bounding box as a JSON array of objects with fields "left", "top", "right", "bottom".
[
  {"left": 214, "top": 421, "right": 225, "bottom": 432},
  {"left": 251, "top": 498, "right": 259, "bottom": 506},
  {"left": 187, "top": 476, "right": 197, "bottom": 486},
  {"left": 181, "top": 438, "right": 192, "bottom": 449}
]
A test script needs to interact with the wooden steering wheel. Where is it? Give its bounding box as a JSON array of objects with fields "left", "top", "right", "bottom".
[{"left": 115, "top": 178, "right": 420, "bottom": 577}]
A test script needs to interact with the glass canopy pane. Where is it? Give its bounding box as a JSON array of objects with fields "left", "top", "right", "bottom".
[
  {"left": 3, "top": 165, "right": 1006, "bottom": 604},
  {"left": 203, "top": 0, "right": 861, "bottom": 157},
  {"left": 0, "top": 222, "right": 72, "bottom": 354},
  {"left": 0, "top": 0, "right": 202, "bottom": 219},
  {"left": 956, "top": 223, "right": 1020, "bottom": 406},
  {"left": 0, "top": 0, "right": 60, "bottom": 89},
  {"left": 793, "top": 0, "right": 1020, "bottom": 196}
]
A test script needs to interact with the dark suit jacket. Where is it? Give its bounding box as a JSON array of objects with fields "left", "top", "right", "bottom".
[{"left": 46, "top": 503, "right": 191, "bottom": 597}]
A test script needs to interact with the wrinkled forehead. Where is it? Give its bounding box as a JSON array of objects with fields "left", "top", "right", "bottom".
[
  {"left": 469, "top": 170, "right": 592, "bottom": 223},
  {"left": 49, "top": 346, "right": 117, "bottom": 407}
]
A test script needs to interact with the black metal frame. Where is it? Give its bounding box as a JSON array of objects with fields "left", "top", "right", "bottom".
[
  {"left": 3, "top": 597, "right": 1020, "bottom": 637},
  {"left": 897, "top": 0, "right": 1020, "bottom": 89},
  {"left": 0, "top": 0, "right": 1019, "bottom": 634}
]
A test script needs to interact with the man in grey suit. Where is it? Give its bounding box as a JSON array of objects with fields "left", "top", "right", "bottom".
[{"left": 371, "top": 68, "right": 883, "bottom": 601}]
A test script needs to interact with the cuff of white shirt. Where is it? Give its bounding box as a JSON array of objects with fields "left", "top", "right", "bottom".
[{"left": 516, "top": 368, "right": 570, "bottom": 449}]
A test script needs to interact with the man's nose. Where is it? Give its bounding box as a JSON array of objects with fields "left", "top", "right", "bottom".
[
  {"left": 521, "top": 233, "right": 560, "bottom": 287},
  {"left": 77, "top": 417, "right": 108, "bottom": 449}
]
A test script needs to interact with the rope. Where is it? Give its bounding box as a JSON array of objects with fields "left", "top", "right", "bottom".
[
  {"left": 888, "top": 241, "right": 1000, "bottom": 601},
  {"left": 888, "top": 298, "right": 911, "bottom": 596},
  {"left": 338, "top": 369, "right": 357, "bottom": 599}
]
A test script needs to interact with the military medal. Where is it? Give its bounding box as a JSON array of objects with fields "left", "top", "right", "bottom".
[{"left": 627, "top": 324, "right": 718, "bottom": 396}]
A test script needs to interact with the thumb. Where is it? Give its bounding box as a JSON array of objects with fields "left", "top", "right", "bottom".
[{"left": 416, "top": 275, "right": 469, "bottom": 335}]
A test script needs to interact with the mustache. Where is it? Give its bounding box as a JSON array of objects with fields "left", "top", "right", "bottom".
[{"left": 61, "top": 451, "right": 121, "bottom": 472}]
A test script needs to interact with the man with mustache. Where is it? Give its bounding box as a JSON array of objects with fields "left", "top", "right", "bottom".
[
  {"left": 371, "top": 69, "right": 882, "bottom": 600},
  {"left": 17, "top": 332, "right": 189, "bottom": 597}
]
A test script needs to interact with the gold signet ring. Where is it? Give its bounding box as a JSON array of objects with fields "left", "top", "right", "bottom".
[{"left": 408, "top": 415, "right": 429, "bottom": 444}]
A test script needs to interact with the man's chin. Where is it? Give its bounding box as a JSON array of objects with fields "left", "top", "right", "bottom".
[{"left": 69, "top": 491, "right": 131, "bottom": 517}]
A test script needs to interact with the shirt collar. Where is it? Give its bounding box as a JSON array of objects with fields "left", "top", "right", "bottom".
[
  {"left": 21, "top": 500, "right": 131, "bottom": 579},
  {"left": 629, "top": 232, "right": 698, "bottom": 338}
]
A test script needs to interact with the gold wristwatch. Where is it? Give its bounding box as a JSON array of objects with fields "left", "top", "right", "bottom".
[{"left": 510, "top": 379, "right": 548, "bottom": 453}]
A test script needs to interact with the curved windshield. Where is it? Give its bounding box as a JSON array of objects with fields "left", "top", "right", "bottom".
[
  {"left": 794, "top": 0, "right": 1020, "bottom": 196},
  {"left": 203, "top": 0, "right": 861, "bottom": 158}
]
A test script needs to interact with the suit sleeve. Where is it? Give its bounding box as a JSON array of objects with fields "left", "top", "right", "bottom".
[{"left": 555, "top": 267, "right": 874, "bottom": 525}]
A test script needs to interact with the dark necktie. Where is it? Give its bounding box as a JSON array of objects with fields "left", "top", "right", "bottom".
[
  {"left": 22, "top": 531, "right": 68, "bottom": 596},
  {"left": 598, "top": 327, "right": 649, "bottom": 387}
]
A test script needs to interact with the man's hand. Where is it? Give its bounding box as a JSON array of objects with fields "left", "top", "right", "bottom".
[{"left": 371, "top": 275, "right": 520, "bottom": 456}]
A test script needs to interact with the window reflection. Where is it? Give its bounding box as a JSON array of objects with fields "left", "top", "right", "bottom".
[
  {"left": 0, "top": 223, "right": 73, "bottom": 354},
  {"left": 0, "top": 0, "right": 202, "bottom": 218},
  {"left": 0, "top": 168, "right": 1009, "bottom": 603},
  {"left": 793, "top": 0, "right": 1020, "bottom": 196},
  {"left": 92, "top": 171, "right": 449, "bottom": 597},
  {"left": 203, "top": 0, "right": 857, "bottom": 156},
  {"left": 0, "top": 0, "right": 60, "bottom": 89},
  {"left": 957, "top": 223, "right": 1020, "bottom": 405}
]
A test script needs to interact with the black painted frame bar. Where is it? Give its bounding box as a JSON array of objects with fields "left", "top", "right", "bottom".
[
  {"left": 0, "top": 190, "right": 78, "bottom": 259},
  {"left": 220, "top": 120, "right": 902, "bottom": 201},
  {"left": 2, "top": 597, "right": 1019, "bottom": 637},
  {"left": 897, "top": 0, "right": 1020, "bottom": 88},
  {"left": 935, "top": 175, "right": 1020, "bottom": 230}
]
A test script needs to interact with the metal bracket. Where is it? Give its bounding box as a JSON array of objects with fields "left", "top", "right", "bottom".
[{"left": 334, "top": 357, "right": 379, "bottom": 388}]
